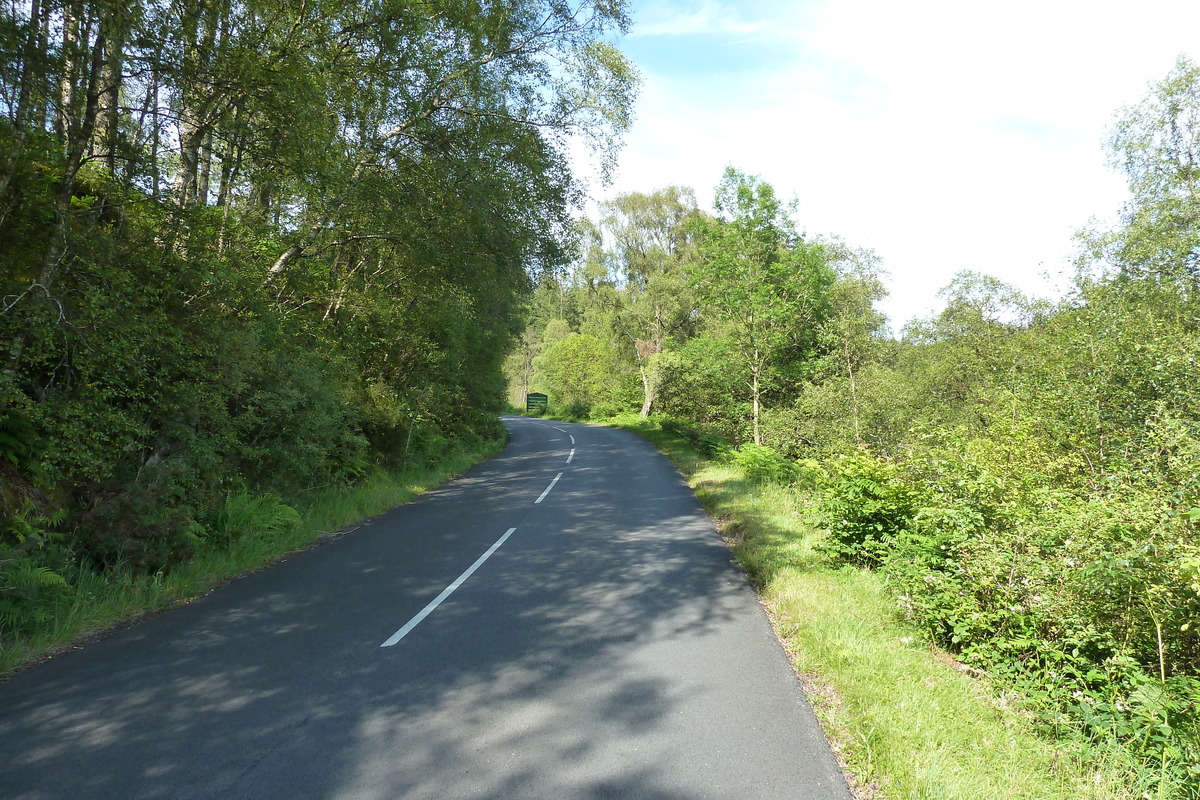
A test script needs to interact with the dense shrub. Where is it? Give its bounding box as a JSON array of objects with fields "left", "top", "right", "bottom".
[
  {"left": 560, "top": 401, "right": 592, "bottom": 420},
  {"left": 0, "top": 123, "right": 522, "bottom": 604},
  {"left": 654, "top": 338, "right": 750, "bottom": 443},
  {"left": 77, "top": 463, "right": 207, "bottom": 572},
  {"left": 818, "top": 433, "right": 1200, "bottom": 790},
  {"left": 819, "top": 451, "right": 922, "bottom": 566}
]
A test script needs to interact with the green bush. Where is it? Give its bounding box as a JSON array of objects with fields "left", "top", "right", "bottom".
[
  {"left": 731, "top": 443, "right": 797, "bottom": 485},
  {"left": 654, "top": 338, "right": 750, "bottom": 443},
  {"left": 819, "top": 450, "right": 921, "bottom": 566},
  {"left": 590, "top": 400, "right": 630, "bottom": 419},
  {"left": 793, "top": 458, "right": 825, "bottom": 490},
  {"left": 76, "top": 465, "right": 206, "bottom": 573},
  {"left": 847, "top": 427, "right": 1200, "bottom": 793},
  {"left": 0, "top": 408, "right": 40, "bottom": 473},
  {"left": 561, "top": 401, "right": 591, "bottom": 420},
  {"left": 227, "top": 342, "right": 369, "bottom": 493}
]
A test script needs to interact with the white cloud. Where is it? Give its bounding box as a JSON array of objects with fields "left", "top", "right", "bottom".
[
  {"left": 629, "top": 0, "right": 780, "bottom": 38},
  {"left": 587, "top": 0, "right": 1200, "bottom": 329}
]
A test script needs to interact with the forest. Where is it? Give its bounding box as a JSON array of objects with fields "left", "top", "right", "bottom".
[
  {"left": 510, "top": 59, "right": 1200, "bottom": 796},
  {"left": 0, "top": 0, "right": 634, "bottom": 635}
]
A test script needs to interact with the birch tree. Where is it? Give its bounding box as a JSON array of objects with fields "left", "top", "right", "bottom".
[
  {"left": 601, "top": 187, "right": 700, "bottom": 417},
  {"left": 692, "top": 168, "right": 833, "bottom": 445},
  {"left": 1080, "top": 55, "right": 1200, "bottom": 282}
]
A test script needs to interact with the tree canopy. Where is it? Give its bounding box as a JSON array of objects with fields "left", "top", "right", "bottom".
[{"left": 0, "top": 0, "right": 636, "bottom": 591}]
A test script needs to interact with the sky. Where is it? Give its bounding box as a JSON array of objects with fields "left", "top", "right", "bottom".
[{"left": 578, "top": 0, "right": 1200, "bottom": 332}]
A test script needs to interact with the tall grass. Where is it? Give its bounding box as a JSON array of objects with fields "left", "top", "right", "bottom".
[
  {"left": 0, "top": 438, "right": 503, "bottom": 677},
  {"left": 606, "top": 413, "right": 1144, "bottom": 800}
]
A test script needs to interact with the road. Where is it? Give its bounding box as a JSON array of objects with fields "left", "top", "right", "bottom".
[{"left": 0, "top": 416, "right": 853, "bottom": 800}]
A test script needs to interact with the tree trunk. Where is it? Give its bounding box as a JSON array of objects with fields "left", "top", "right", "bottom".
[
  {"left": 44, "top": 22, "right": 105, "bottom": 287},
  {"left": 750, "top": 345, "right": 763, "bottom": 446},
  {"left": 130, "top": 73, "right": 154, "bottom": 185},
  {"left": 33, "top": 0, "right": 50, "bottom": 124},
  {"left": 639, "top": 366, "right": 654, "bottom": 418},
  {"left": 197, "top": 129, "right": 213, "bottom": 205},
  {"left": 215, "top": 102, "right": 243, "bottom": 208},
  {"left": 752, "top": 375, "right": 761, "bottom": 445},
  {"left": 150, "top": 76, "right": 160, "bottom": 197},
  {"left": 9, "top": 0, "right": 42, "bottom": 130},
  {"left": 56, "top": 2, "right": 82, "bottom": 142},
  {"left": 92, "top": 6, "right": 125, "bottom": 177},
  {"left": 0, "top": 0, "right": 44, "bottom": 219},
  {"left": 630, "top": 336, "right": 661, "bottom": 418},
  {"left": 173, "top": 0, "right": 222, "bottom": 207},
  {"left": 845, "top": 340, "right": 861, "bottom": 446},
  {"left": 174, "top": 115, "right": 204, "bottom": 206},
  {"left": 215, "top": 111, "right": 244, "bottom": 254}
]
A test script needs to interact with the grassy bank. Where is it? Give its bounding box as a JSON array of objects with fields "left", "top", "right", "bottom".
[
  {"left": 604, "top": 413, "right": 1144, "bottom": 800},
  {"left": 0, "top": 437, "right": 503, "bottom": 677}
]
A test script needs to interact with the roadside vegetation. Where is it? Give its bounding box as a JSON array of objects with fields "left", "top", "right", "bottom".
[
  {"left": 0, "top": 437, "right": 501, "bottom": 676},
  {"left": 605, "top": 413, "right": 1161, "bottom": 800},
  {"left": 519, "top": 57, "right": 1200, "bottom": 800}
]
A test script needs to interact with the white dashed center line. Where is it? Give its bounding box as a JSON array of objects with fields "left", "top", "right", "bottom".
[
  {"left": 535, "top": 472, "right": 563, "bottom": 504},
  {"left": 380, "top": 527, "right": 518, "bottom": 647},
  {"left": 381, "top": 421, "right": 574, "bottom": 650}
]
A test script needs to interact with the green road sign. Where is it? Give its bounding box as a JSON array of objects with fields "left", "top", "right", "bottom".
[{"left": 525, "top": 392, "right": 548, "bottom": 412}]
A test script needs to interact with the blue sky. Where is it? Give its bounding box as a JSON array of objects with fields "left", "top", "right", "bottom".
[{"left": 581, "top": 0, "right": 1200, "bottom": 330}]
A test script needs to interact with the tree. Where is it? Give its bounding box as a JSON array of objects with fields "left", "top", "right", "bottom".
[
  {"left": 263, "top": 0, "right": 639, "bottom": 284},
  {"left": 600, "top": 186, "right": 700, "bottom": 416},
  {"left": 504, "top": 327, "right": 543, "bottom": 407},
  {"left": 534, "top": 332, "right": 612, "bottom": 410},
  {"left": 691, "top": 168, "right": 834, "bottom": 444},
  {"left": 1079, "top": 55, "right": 1200, "bottom": 283},
  {"left": 814, "top": 244, "right": 888, "bottom": 445},
  {"left": 897, "top": 271, "right": 1043, "bottom": 433}
]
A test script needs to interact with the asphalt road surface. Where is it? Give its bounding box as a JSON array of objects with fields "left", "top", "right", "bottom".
[{"left": 0, "top": 416, "right": 853, "bottom": 800}]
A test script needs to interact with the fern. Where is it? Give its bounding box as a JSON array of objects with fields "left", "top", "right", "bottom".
[
  {"left": 206, "top": 490, "right": 302, "bottom": 549},
  {"left": 0, "top": 502, "right": 70, "bottom": 634},
  {"left": 732, "top": 444, "right": 798, "bottom": 485}
]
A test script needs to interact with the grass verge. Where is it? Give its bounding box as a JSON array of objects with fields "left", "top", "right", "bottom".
[
  {"left": 0, "top": 437, "right": 503, "bottom": 678},
  {"left": 604, "top": 413, "right": 1144, "bottom": 800}
]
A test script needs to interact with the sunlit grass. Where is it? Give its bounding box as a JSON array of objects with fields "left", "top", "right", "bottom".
[
  {"left": 0, "top": 438, "right": 503, "bottom": 677},
  {"left": 606, "top": 414, "right": 1144, "bottom": 800}
]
